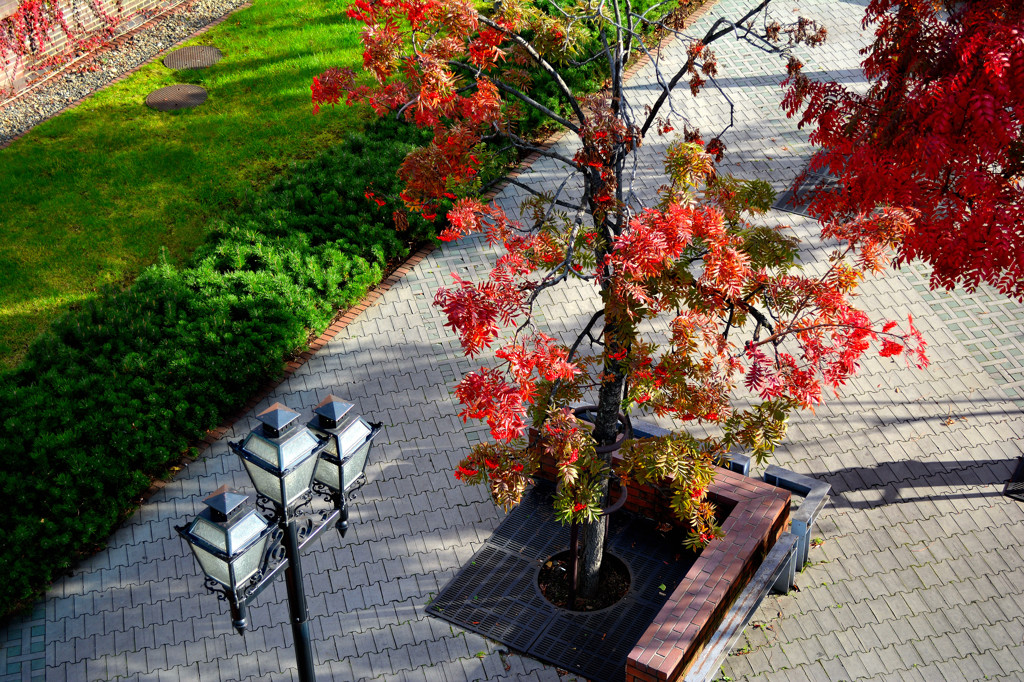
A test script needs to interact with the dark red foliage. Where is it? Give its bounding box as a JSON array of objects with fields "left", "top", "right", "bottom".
[{"left": 783, "top": 0, "right": 1024, "bottom": 297}]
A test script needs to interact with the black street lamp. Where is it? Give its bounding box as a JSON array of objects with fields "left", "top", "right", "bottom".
[
  {"left": 177, "top": 400, "right": 381, "bottom": 682},
  {"left": 178, "top": 486, "right": 271, "bottom": 629},
  {"left": 308, "top": 394, "right": 381, "bottom": 537}
]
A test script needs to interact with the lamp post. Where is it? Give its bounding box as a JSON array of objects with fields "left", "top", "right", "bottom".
[{"left": 177, "top": 399, "right": 381, "bottom": 682}]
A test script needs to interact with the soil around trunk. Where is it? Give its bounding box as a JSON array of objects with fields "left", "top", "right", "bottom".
[{"left": 538, "top": 550, "right": 630, "bottom": 611}]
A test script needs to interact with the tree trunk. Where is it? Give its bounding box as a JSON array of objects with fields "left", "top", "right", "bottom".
[
  {"left": 577, "top": 354, "right": 626, "bottom": 600},
  {"left": 578, "top": 476, "right": 610, "bottom": 598}
]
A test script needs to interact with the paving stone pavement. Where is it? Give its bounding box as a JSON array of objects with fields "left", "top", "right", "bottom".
[{"left": 3, "top": 0, "right": 1024, "bottom": 680}]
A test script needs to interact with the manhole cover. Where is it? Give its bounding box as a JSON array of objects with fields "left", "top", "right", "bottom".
[
  {"left": 163, "top": 45, "right": 223, "bottom": 70},
  {"left": 145, "top": 84, "right": 208, "bottom": 111}
]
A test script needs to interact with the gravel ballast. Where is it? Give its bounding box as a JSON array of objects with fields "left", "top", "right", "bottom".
[{"left": 0, "top": 0, "right": 250, "bottom": 146}]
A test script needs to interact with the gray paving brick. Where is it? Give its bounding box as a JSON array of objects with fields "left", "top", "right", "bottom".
[
  {"left": 6, "top": 3, "right": 1024, "bottom": 682},
  {"left": 992, "top": 644, "right": 1024, "bottom": 676},
  {"left": 817, "top": 655, "right": 854, "bottom": 682}
]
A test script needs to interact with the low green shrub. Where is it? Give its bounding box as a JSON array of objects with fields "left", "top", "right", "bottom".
[{"left": 0, "top": 120, "right": 436, "bottom": 618}]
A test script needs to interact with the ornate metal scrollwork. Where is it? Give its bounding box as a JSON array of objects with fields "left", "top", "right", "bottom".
[
  {"left": 346, "top": 473, "right": 368, "bottom": 501},
  {"left": 311, "top": 480, "right": 340, "bottom": 507},
  {"left": 292, "top": 489, "right": 315, "bottom": 516},
  {"left": 254, "top": 493, "right": 280, "bottom": 523},
  {"left": 240, "top": 526, "right": 287, "bottom": 601},
  {"left": 205, "top": 577, "right": 230, "bottom": 601},
  {"left": 294, "top": 516, "right": 316, "bottom": 544},
  {"left": 233, "top": 506, "right": 339, "bottom": 605}
]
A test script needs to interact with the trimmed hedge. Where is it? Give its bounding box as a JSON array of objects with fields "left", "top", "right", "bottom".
[{"left": 0, "top": 120, "right": 436, "bottom": 618}]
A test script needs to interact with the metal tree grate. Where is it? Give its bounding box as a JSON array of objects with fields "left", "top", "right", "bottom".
[
  {"left": 427, "top": 483, "right": 697, "bottom": 682},
  {"left": 428, "top": 546, "right": 549, "bottom": 652},
  {"left": 163, "top": 45, "right": 223, "bottom": 70},
  {"left": 1005, "top": 456, "right": 1024, "bottom": 502},
  {"left": 145, "top": 84, "right": 208, "bottom": 111},
  {"left": 487, "top": 483, "right": 569, "bottom": 557},
  {"left": 532, "top": 598, "right": 662, "bottom": 680}
]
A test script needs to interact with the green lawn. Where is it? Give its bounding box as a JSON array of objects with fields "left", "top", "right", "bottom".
[{"left": 0, "top": 0, "right": 368, "bottom": 370}]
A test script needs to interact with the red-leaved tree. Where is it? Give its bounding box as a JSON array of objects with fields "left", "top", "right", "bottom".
[
  {"left": 317, "top": 0, "right": 925, "bottom": 601},
  {"left": 782, "top": 0, "right": 1024, "bottom": 297}
]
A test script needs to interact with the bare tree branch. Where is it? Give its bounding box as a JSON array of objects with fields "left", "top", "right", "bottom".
[
  {"left": 447, "top": 60, "right": 580, "bottom": 132},
  {"left": 477, "top": 14, "right": 589, "bottom": 128},
  {"left": 502, "top": 128, "right": 586, "bottom": 170},
  {"left": 503, "top": 177, "right": 583, "bottom": 212},
  {"left": 639, "top": 0, "right": 774, "bottom": 136},
  {"left": 568, "top": 309, "right": 607, "bottom": 361}
]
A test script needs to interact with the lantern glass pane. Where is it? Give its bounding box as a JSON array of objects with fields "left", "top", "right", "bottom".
[
  {"left": 242, "top": 434, "right": 279, "bottom": 467},
  {"left": 283, "top": 455, "right": 319, "bottom": 506},
  {"left": 323, "top": 436, "right": 338, "bottom": 456},
  {"left": 226, "top": 511, "right": 269, "bottom": 555},
  {"left": 231, "top": 533, "right": 269, "bottom": 586},
  {"left": 192, "top": 517, "right": 228, "bottom": 552},
  {"left": 192, "top": 543, "right": 231, "bottom": 586},
  {"left": 243, "top": 458, "right": 283, "bottom": 505},
  {"left": 338, "top": 418, "right": 372, "bottom": 457},
  {"left": 280, "top": 430, "right": 320, "bottom": 470},
  {"left": 342, "top": 439, "right": 372, "bottom": 492},
  {"left": 313, "top": 456, "right": 340, "bottom": 491}
]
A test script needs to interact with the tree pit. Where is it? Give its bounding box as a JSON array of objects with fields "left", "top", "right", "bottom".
[{"left": 538, "top": 550, "right": 630, "bottom": 612}]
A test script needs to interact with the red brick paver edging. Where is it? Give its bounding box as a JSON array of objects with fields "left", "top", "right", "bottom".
[
  {"left": 627, "top": 468, "right": 790, "bottom": 681},
  {"left": 192, "top": 244, "right": 437, "bottom": 450}
]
